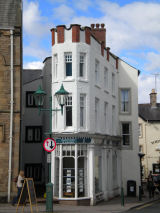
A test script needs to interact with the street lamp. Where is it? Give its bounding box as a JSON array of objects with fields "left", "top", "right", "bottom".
[
  {"left": 34, "top": 84, "right": 69, "bottom": 212},
  {"left": 138, "top": 152, "right": 145, "bottom": 201}
]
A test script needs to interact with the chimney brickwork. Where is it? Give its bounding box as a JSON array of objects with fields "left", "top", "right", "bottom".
[
  {"left": 150, "top": 89, "right": 157, "bottom": 108},
  {"left": 90, "top": 23, "right": 106, "bottom": 46}
]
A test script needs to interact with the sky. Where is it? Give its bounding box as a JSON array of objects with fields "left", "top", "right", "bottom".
[{"left": 23, "top": 0, "right": 160, "bottom": 103}]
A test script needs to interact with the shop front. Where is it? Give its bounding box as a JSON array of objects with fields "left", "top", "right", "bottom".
[{"left": 51, "top": 136, "right": 121, "bottom": 205}]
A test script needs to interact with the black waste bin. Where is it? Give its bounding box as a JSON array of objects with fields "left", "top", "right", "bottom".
[{"left": 127, "top": 180, "right": 136, "bottom": 196}]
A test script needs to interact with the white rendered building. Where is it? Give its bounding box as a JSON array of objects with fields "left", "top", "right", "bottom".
[{"left": 50, "top": 24, "right": 140, "bottom": 205}]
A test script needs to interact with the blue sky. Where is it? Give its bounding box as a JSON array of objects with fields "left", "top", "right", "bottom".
[{"left": 23, "top": 0, "right": 160, "bottom": 103}]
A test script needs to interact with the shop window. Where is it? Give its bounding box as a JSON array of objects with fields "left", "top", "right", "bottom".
[
  {"left": 153, "top": 164, "right": 160, "bottom": 174},
  {"left": 63, "top": 157, "right": 75, "bottom": 197},
  {"left": 26, "top": 91, "right": 37, "bottom": 107},
  {"left": 25, "top": 163, "right": 42, "bottom": 182},
  {"left": 65, "top": 53, "right": 72, "bottom": 77},
  {"left": 54, "top": 158, "right": 59, "bottom": 197},
  {"left": 95, "top": 154, "right": 102, "bottom": 193},
  {"left": 25, "top": 126, "right": 42, "bottom": 143},
  {"left": 121, "top": 123, "right": 131, "bottom": 146},
  {"left": 66, "top": 96, "right": 72, "bottom": 127}
]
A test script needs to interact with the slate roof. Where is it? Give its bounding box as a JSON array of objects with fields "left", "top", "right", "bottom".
[
  {"left": 0, "top": 0, "right": 22, "bottom": 28},
  {"left": 139, "top": 104, "right": 160, "bottom": 121},
  {"left": 23, "top": 69, "right": 42, "bottom": 85}
]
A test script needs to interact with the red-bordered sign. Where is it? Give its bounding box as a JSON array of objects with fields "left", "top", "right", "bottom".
[{"left": 43, "top": 138, "right": 56, "bottom": 152}]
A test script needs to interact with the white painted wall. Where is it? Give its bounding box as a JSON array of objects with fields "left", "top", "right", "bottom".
[{"left": 51, "top": 26, "right": 140, "bottom": 198}]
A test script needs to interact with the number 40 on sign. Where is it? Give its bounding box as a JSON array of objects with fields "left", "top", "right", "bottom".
[{"left": 43, "top": 138, "right": 56, "bottom": 152}]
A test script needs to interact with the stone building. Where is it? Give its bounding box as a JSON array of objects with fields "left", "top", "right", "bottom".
[
  {"left": 0, "top": 0, "right": 22, "bottom": 201},
  {"left": 50, "top": 24, "right": 140, "bottom": 205},
  {"left": 139, "top": 89, "right": 160, "bottom": 179}
]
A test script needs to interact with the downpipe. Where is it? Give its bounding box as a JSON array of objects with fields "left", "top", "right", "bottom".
[{"left": 8, "top": 29, "right": 14, "bottom": 203}]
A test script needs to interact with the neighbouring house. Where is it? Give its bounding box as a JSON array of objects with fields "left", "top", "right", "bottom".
[
  {"left": 20, "top": 57, "right": 51, "bottom": 196},
  {"left": 0, "top": 0, "right": 22, "bottom": 202},
  {"left": 50, "top": 24, "right": 140, "bottom": 205},
  {"left": 139, "top": 89, "right": 160, "bottom": 179}
]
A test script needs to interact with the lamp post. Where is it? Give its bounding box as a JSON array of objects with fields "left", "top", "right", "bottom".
[
  {"left": 138, "top": 152, "right": 145, "bottom": 201},
  {"left": 34, "top": 84, "right": 69, "bottom": 212}
]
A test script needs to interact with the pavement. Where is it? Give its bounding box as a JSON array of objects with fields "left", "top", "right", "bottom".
[{"left": 0, "top": 192, "right": 160, "bottom": 213}]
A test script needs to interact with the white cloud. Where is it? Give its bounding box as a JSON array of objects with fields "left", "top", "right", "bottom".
[
  {"left": 74, "top": 0, "right": 92, "bottom": 11},
  {"left": 23, "top": 61, "right": 44, "bottom": 69},
  {"left": 24, "top": 45, "right": 51, "bottom": 60},
  {"left": 138, "top": 74, "right": 160, "bottom": 103},
  {"left": 53, "top": 4, "right": 75, "bottom": 22},
  {"left": 23, "top": 0, "right": 51, "bottom": 37},
  {"left": 70, "top": 1, "right": 160, "bottom": 54},
  {"left": 144, "top": 52, "right": 160, "bottom": 72}
]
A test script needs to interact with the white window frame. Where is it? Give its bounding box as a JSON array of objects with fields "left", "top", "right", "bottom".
[
  {"left": 65, "top": 95, "right": 72, "bottom": 127},
  {"left": 95, "top": 98, "right": 99, "bottom": 132},
  {"left": 139, "top": 123, "right": 143, "bottom": 138},
  {"left": 120, "top": 89, "right": 131, "bottom": 114},
  {"left": 121, "top": 122, "right": 131, "bottom": 147},
  {"left": 80, "top": 94, "right": 86, "bottom": 128},
  {"left": 104, "top": 102, "right": 108, "bottom": 133},
  {"left": 79, "top": 53, "right": 86, "bottom": 78},
  {"left": 112, "top": 105, "right": 116, "bottom": 135},
  {"left": 64, "top": 52, "right": 72, "bottom": 77},
  {"left": 95, "top": 60, "right": 100, "bottom": 85},
  {"left": 112, "top": 73, "right": 115, "bottom": 96},
  {"left": 54, "top": 54, "right": 58, "bottom": 79},
  {"left": 104, "top": 67, "right": 109, "bottom": 91}
]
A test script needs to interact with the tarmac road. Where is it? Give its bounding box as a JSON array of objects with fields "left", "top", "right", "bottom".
[{"left": 123, "top": 200, "right": 160, "bottom": 213}]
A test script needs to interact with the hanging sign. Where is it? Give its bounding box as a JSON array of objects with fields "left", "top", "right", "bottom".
[{"left": 43, "top": 138, "right": 56, "bottom": 152}]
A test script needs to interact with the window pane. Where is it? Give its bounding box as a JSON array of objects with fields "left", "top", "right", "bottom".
[
  {"left": 123, "top": 135, "right": 130, "bottom": 145},
  {"left": 66, "top": 106, "right": 72, "bottom": 126},
  {"left": 122, "top": 123, "right": 129, "bottom": 134},
  {"left": 35, "top": 127, "right": 41, "bottom": 142},
  {"left": 66, "top": 63, "right": 72, "bottom": 76},
  {"left": 27, "top": 128, "right": 33, "bottom": 142},
  {"left": 80, "top": 63, "right": 83, "bottom": 77}
]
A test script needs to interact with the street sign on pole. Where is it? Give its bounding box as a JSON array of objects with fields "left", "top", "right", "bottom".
[{"left": 43, "top": 138, "right": 56, "bottom": 152}]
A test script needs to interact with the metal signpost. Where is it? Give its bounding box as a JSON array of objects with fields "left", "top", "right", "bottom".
[
  {"left": 33, "top": 84, "right": 69, "bottom": 212},
  {"left": 43, "top": 138, "right": 56, "bottom": 212}
]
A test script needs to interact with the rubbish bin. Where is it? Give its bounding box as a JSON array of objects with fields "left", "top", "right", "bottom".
[{"left": 127, "top": 180, "right": 136, "bottom": 196}]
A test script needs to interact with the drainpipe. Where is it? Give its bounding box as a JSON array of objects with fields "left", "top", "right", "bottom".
[{"left": 8, "top": 29, "right": 14, "bottom": 203}]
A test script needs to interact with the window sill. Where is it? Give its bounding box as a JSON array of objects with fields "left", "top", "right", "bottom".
[
  {"left": 63, "top": 127, "right": 74, "bottom": 132},
  {"left": 104, "top": 89, "right": 109, "bottom": 94},
  {"left": 119, "top": 111, "right": 131, "bottom": 115},
  {"left": 63, "top": 78, "right": 75, "bottom": 82},
  {"left": 78, "top": 78, "right": 88, "bottom": 83},
  {"left": 95, "top": 84, "right": 101, "bottom": 89}
]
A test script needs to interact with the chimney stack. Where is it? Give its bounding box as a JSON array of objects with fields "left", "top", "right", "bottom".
[
  {"left": 150, "top": 89, "right": 157, "bottom": 108},
  {"left": 90, "top": 23, "right": 106, "bottom": 46}
]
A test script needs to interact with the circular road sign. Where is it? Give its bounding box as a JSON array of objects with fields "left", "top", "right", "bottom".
[{"left": 43, "top": 138, "right": 56, "bottom": 152}]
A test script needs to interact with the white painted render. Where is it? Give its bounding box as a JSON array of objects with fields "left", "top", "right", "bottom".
[{"left": 51, "top": 26, "right": 140, "bottom": 204}]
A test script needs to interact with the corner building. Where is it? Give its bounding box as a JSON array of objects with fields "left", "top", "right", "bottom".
[{"left": 51, "top": 24, "right": 140, "bottom": 205}]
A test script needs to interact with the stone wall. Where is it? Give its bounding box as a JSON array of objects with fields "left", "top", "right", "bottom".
[{"left": 0, "top": 28, "right": 21, "bottom": 200}]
